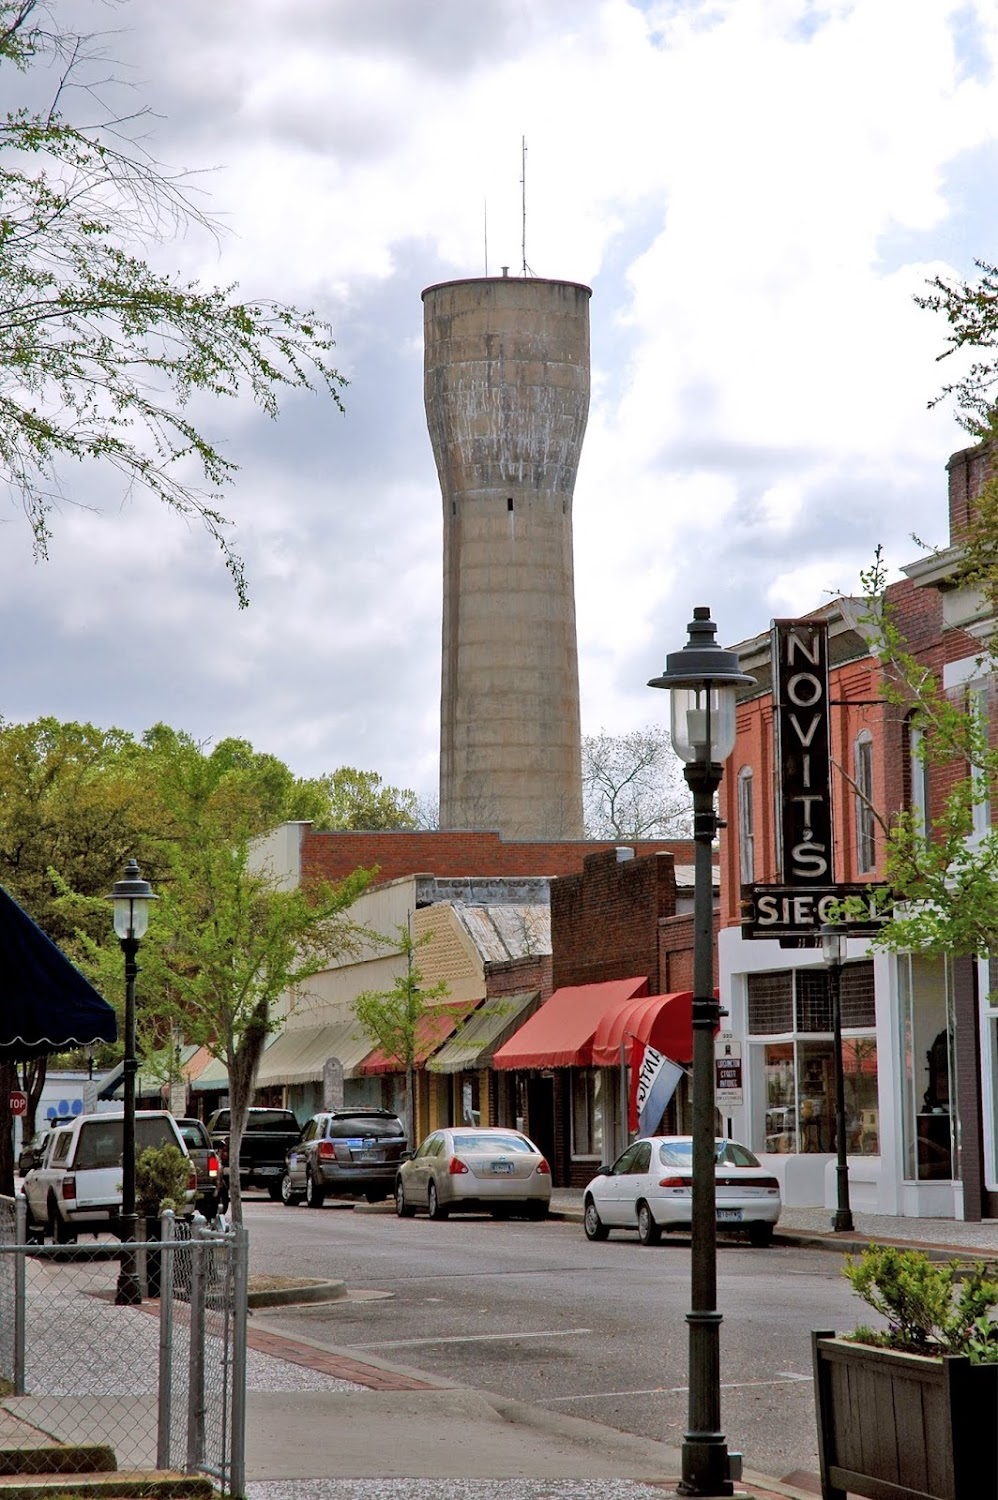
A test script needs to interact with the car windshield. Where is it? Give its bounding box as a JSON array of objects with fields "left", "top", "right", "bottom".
[
  {"left": 452, "top": 1133, "right": 532, "bottom": 1154},
  {"left": 715, "top": 1141, "right": 760, "bottom": 1167},
  {"left": 327, "top": 1116, "right": 405, "bottom": 1139},
  {"left": 75, "top": 1118, "right": 179, "bottom": 1169},
  {"left": 657, "top": 1140, "right": 760, "bottom": 1169}
]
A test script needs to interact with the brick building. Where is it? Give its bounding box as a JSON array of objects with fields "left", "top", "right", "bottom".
[
  {"left": 493, "top": 845, "right": 711, "bottom": 1187},
  {"left": 716, "top": 446, "right": 996, "bottom": 1220}
]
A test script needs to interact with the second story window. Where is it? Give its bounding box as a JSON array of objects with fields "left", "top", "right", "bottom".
[
  {"left": 907, "top": 713, "right": 929, "bottom": 839},
  {"left": 854, "top": 730, "right": 876, "bottom": 874},
  {"left": 967, "top": 681, "right": 992, "bottom": 841},
  {"left": 737, "top": 766, "right": 754, "bottom": 885}
]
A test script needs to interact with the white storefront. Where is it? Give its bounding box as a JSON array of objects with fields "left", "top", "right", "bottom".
[{"left": 719, "top": 927, "right": 962, "bottom": 1219}]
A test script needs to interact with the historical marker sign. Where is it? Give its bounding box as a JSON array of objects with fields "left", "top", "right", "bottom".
[{"left": 715, "top": 1037, "right": 743, "bottom": 1109}]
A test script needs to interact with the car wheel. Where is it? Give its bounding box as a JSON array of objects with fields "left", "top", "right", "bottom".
[
  {"left": 49, "top": 1199, "right": 76, "bottom": 1245},
  {"left": 267, "top": 1182, "right": 283, "bottom": 1202},
  {"left": 305, "top": 1167, "right": 325, "bottom": 1209},
  {"left": 218, "top": 1180, "right": 230, "bottom": 1215},
  {"left": 583, "top": 1197, "right": 609, "bottom": 1241},
  {"left": 637, "top": 1201, "right": 662, "bottom": 1246},
  {"left": 280, "top": 1171, "right": 303, "bottom": 1207},
  {"left": 427, "top": 1181, "right": 448, "bottom": 1220},
  {"left": 395, "top": 1178, "right": 416, "bottom": 1218},
  {"left": 25, "top": 1204, "right": 45, "bottom": 1245},
  {"left": 526, "top": 1201, "right": 547, "bottom": 1222},
  {"left": 747, "top": 1222, "right": 774, "bottom": 1247}
]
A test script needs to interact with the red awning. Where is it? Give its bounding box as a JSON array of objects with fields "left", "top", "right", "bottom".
[
  {"left": 361, "top": 1001, "right": 475, "bottom": 1075},
  {"left": 590, "top": 991, "right": 695, "bottom": 1068},
  {"left": 492, "top": 977, "right": 649, "bottom": 1070}
]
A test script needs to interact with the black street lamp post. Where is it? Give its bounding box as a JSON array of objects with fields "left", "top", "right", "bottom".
[
  {"left": 820, "top": 921, "right": 854, "bottom": 1234},
  {"left": 108, "top": 857, "right": 156, "bottom": 1306},
  {"left": 650, "top": 606, "right": 754, "bottom": 1498}
]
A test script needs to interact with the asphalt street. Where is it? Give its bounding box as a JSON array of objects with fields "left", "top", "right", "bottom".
[{"left": 238, "top": 1193, "right": 861, "bottom": 1485}]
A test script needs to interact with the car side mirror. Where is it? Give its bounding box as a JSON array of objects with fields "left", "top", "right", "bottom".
[{"left": 401, "top": 1150, "right": 413, "bottom": 1162}]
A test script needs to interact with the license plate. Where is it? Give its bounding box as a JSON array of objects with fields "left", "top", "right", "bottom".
[
  {"left": 717, "top": 1208, "right": 742, "bottom": 1222},
  {"left": 491, "top": 1162, "right": 513, "bottom": 1174},
  {"left": 355, "top": 1150, "right": 385, "bottom": 1163}
]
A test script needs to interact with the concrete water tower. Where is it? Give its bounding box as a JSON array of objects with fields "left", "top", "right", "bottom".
[{"left": 423, "top": 274, "right": 591, "bottom": 840}]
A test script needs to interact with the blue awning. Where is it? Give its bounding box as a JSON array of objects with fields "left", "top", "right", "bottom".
[{"left": 0, "top": 886, "right": 117, "bottom": 1060}]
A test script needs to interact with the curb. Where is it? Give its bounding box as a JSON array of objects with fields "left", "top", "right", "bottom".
[{"left": 247, "top": 1278, "right": 347, "bottom": 1308}]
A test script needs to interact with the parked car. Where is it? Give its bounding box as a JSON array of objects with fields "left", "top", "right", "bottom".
[
  {"left": 174, "top": 1117, "right": 221, "bottom": 1219},
  {"left": 21, "top": 1110, "right": 194, "bottom": 1244},
  {"left": 582, "top": 1135, "right": 782, "bottom": 1247},
  {"left": 206, "top": 1106, "right": 301, "bottom": 1207},
  {"left": 282, "top": 1109, "right": 408, "bottom": 1208},
  {"left": 17, "top": 1116, "right": 74, "bottom": 1178},
  {"left": 395, "top": 1126, "right": 551, "bottom": 1221}
]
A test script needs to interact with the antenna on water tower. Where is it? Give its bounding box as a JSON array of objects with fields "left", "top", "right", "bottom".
[{"left": 520, "top": 135, "right": 531, "bottom": 277}]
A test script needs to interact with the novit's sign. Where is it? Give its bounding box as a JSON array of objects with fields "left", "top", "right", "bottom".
[{"left": 772, "top": 618, "right": 832, "bottom": 885}]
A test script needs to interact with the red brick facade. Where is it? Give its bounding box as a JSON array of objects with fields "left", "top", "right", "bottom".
[{"left": 300, "top": 827, "right": 693, "bottom": 890}]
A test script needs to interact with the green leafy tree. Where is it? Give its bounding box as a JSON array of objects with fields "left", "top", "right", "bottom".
[
  {"left": 0, "top": 0, "right": 345, "bottom": 604},
  {"left": 353, "top": 924, "right": 450, "bottom": 1150},
  {"left": 294, "top": 767, "right": 421, "bottom": 831},
  {"left": 850, "top": 550, "right": 998, "bottom": 960},
  {"left": 71, "top": 733, "right": 373, "bottom": 1223}
]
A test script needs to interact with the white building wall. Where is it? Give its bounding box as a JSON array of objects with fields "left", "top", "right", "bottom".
[{"left": 719, "top": 925, "right": 964, "bottom": 1219}]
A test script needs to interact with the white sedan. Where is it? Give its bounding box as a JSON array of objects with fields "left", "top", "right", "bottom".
[{"left": 582, "top": 1135, "right": 781, "bottom": 1247}]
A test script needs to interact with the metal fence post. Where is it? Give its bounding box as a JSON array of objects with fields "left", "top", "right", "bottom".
[
  {"left": 228, "top": 1224, "right": 249, "bottom": 1498},
  {"left": 185, "top": 1222, "right": 206, "bottom": 1474},
  {"left": 13, "top": 1194, "right": 26, "bottom": 1396},
  {"left": 157, "top": 1209, "right": 177, "bottom": 1470}
]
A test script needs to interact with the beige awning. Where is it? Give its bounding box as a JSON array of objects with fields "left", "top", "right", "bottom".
[
  {"left": 430, "top": 991, "right": 541, "bottom": 1075},
  {"left": 254, "top": 1017, "right": 377, "bottom": 1087}
]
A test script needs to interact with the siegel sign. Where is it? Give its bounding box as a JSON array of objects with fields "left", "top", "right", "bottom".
[{"left": 742, "top": 883, "right": 893, "bottom": 940}]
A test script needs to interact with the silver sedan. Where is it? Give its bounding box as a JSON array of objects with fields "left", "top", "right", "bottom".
[{"left": 396, "top": 1126, "right": 552, "bottom": 1221}]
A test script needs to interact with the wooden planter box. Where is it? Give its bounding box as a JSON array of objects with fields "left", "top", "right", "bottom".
[{"left": 812, "top": 1330, "right": 998, "bottom": 1500}]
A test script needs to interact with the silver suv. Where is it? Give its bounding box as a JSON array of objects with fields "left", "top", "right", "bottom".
[{"left": 281, "top": 1109, "right": 408, "bottom": 1208}]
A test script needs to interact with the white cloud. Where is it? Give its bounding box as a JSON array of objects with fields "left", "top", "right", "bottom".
[{"left": 2, "top": 0, "right": 994, "bottom": 805}]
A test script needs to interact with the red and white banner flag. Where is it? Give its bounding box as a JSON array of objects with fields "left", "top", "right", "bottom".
[{"left": 629, "top": 1042, "right": 685, "bottom": 1136}]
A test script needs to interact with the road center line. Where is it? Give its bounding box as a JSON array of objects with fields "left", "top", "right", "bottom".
[
  {"left": 546, "top": 1375, "right": 813, "bottom": 1402},
  {"left": 353, "top": 1327, "right": 592, "bottom": 1349}
]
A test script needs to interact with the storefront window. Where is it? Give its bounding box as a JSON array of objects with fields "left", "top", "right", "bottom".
[
  {"left": 751, "top": 963, "right": 879, "bottom": 1158},
  {"left": 571, "top": 1069, "right": 603, "bottom": 1158},
  {"left": 898, "top": 953, "right": 954, "bottom": 1181}
]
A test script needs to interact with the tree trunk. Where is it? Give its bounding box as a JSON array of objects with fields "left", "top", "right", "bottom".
[
  {"left": 22, "top": 1056, "right": 47, "bottom": 1142},
  {"left": 405, "top": 1063, "right": 415, "bottom": 1152},
  {"left": 225, "top": 1008, "right": 270, "bottom": 1225},
  {"left": 0, "top": 1061, "right": 16, "bottom": 1196}
]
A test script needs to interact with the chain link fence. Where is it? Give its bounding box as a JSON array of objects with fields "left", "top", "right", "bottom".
[{"left": 0, "top": 1196, "right": 247, "bottom": 1495}]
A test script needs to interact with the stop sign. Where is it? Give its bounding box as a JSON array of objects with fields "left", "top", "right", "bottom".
[{"left": 8, "top": 1091, "right": 27, "bottom": 1116}]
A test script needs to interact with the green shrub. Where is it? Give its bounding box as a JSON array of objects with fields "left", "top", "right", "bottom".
[
  {"left": 844, "top": 1244, "right": 998, "bottom": 1363},
  {"left": 134, "top": 1143, "right": 191, "bottom": 1216}
]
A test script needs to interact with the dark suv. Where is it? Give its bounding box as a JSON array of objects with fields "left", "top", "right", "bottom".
[{"left": 281, "top": 1109, "right": 408, "bottom": 1208}]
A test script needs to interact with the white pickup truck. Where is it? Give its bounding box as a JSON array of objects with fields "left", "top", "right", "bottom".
[{"left": 21, "top": 1110, "right": 193, "bottom": 1243}]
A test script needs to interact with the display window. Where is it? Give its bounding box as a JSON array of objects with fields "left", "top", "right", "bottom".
[
  {"left": 751, "top": 962, "right": 879, "bottom": 1158},
  {"left": 898, "top": 953, "right": 954, "bottom": 1181}
]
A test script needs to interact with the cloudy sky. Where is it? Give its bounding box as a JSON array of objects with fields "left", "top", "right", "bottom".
[{"left": 2, "top": 0, "right": 995, "bottom": 807}]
